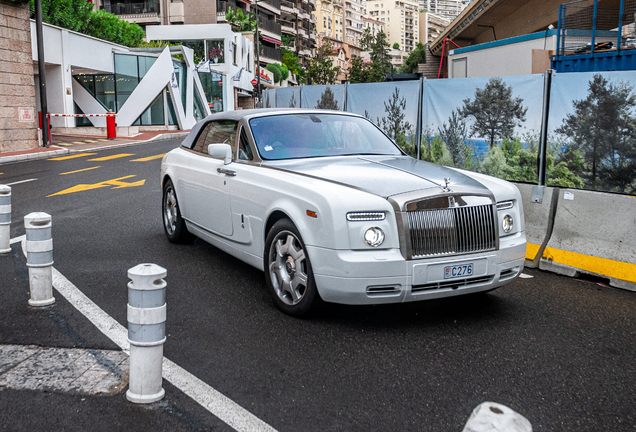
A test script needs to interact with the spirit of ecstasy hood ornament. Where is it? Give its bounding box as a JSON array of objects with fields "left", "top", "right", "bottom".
[{"left": 442, "top": 177, "right": 451, "bottom": 192}]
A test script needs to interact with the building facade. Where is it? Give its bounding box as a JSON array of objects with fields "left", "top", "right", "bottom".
[
  {"left": 366, "top": 0, "right": 419, "bottom": 52},
  {"left": 344, "top": 0, "right": 364, "bottom": 47},
  {"left": 315, "top": 0, "right": 345, "bottom": 41},
  {"left": 418, "top": 11, "right": 449, "bottom": 44},
  {"left": 420, "top": 0, "right": 464, "bottom": 21}
]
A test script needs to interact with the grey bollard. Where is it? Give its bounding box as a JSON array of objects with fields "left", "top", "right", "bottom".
[
  {"left": 24, "top": 212, "right": 55, "bottom": 307},
  {"left": 462, "top": 402, "right": 532, "bottom": 432},
  {"left": 0, "top": 185, "right": 10, "bottom": 254},
  {"left": 126, "top": 263, "right": 167, "bottom": 404}
]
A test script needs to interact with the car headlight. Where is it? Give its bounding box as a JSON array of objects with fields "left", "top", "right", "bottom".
[
  {"left": 364, "top": 227, "right": 385, "bottom": 247},
  {"left": 502, "top": 215, "right": 513, "bottom": 233}
]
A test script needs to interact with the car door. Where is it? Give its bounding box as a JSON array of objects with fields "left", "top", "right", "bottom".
[{"left": 182, "top": 120, "right": 238, "bottom": 237}]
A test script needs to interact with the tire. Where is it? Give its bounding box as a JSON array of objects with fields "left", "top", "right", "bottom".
[
  {"left": 162, "top": 179, "right": 193, "bottom": 244},
  {"left": 264, "top": 219, "right": 320, "bottom": 317}
]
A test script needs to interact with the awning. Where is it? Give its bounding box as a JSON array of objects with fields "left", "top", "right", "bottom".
[
  {"left": 238, "top": 0, "right": 251, "bottom": 5},
  {"left": 262, "top": 35, "right": 283, "bottom": 45}
]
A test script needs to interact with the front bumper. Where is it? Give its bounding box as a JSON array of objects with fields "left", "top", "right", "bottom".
[{"left": 308, "top": 232, "right": 526, "bottom": 305}]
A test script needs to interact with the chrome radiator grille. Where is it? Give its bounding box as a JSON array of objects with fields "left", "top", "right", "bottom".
[{"left": 407, "top": 204, "right": 497, "bottom": 258}]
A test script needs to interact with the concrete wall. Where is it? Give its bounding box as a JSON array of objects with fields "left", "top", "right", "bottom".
[
  {"left": 0, "top": 1, "right": 38, "bottom": 153},
  {"left": 448, "top": 34, "right": 557, "bottom": 78}
]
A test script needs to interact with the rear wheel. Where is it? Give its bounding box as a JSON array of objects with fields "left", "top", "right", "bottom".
[
  {"left": 162, "top": 179, "right": 193, "bottom": 243},
  {"left": 264, "top": 219, "right": 319, "bottom": 317}
]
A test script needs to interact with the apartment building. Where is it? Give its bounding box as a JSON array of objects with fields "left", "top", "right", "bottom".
[
  {"left": 420, "top": 0, "right": 465, "bottom": 21},
  {"left": 315, "top": 0, "right": 345, "bottom": 41},
  {"left": 344, "top": 0, "right": 365, "bottom": 47},
  {"left": 366, "top": 0, "right": 419, "bottom": 52},
  {"left": 419, "top": 11, "right": 449, "bottom": 44},
  {"left": 362, "top": 16, "right": 384, "bottom": 38}
]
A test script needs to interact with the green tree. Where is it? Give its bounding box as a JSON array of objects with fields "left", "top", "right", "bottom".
[
  {"left": 360, "top": 28, "right": 374, "bottom": 51},
  {"left": 460, "top": 76, "right": 528, "bottom": 148},
  {"left": 88, "top": 10, "right": 145, "bottom": 47},
  {"left": 393, "top": 42, "right": 400, "bottom": 49},
  {"left": 307, "top": 39, "right": 340, "bottom": 84},
  {"left": 225, "top": 8, "right": 257, "bottom": 32},
  {"left": 425, "top": 136, "right": 454, "bottom": 166},
  {"left": 368, "top": 31, "right": 391, "bottom": 82},
  {"left": 438, "top": 109, "right": 468, "bottom": 167},
  {"left": 480, "top": 145, "right": 507, "bottom": 178},
  {"left": 379, "top": 87, "right": 413, "bottom": 156},
  {"left": 555, "top": 73, "right": 636, "bottom": 193},
  {"left": 400, "top": 42, "right": 426, "bottom": 73},
  {"left": 347, "top": 57, "right": 369, "bottom": 83},
  {"left": 316, "top": 86, "right": 339, "bottom": 110}
]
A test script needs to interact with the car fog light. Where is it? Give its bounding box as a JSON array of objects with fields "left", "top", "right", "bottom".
[
  {"left": 364, "top": 227, "right": 385, "bottom": 247},
  {"left": 502, "top": 215, "right": 514, "bottom": 233}
]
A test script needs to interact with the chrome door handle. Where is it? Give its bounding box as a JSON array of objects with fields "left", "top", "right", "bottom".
[{"left": 217, "top": 168, "right": 236, "bottom": 176}]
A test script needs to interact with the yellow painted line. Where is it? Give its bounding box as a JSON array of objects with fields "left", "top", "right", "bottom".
[
  {"left": 542, "top": 246, "right": 636, "bottom": 284},
  {"left": 526, "top": 243, "right": 541, "bottom": 261},
  {"left": 48, "top": 175, "right": 145, "bottom": 197},
  {"left": 56, "top": 143, "right": 73, "bottom": 147},
  {"left": 130, "top": 153, "right": 166, "bottom": 162},
  {"left": 48, "top": 153, "right": 97, "bottom": 161},
  {"left": 73, "top": 141, "right": 86, "bottom": 145},
  {"left": 87, "top": 153, "right": 135, "bottom": 161},
  {"left": 84, "top": 140, "right": 98, "bottom": 143},
  {"left": 60, "top": 166, "right": 101, "bottom": 175},
  {"left": 97, "top": 139, "right": 109, "bottom": 142}
]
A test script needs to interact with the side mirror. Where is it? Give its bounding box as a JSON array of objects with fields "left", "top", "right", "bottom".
[{"left": 208, "top": 143, "right": 232, "bottom": 165}]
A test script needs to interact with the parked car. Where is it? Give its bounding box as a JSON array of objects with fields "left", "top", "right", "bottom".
[{"left": 161, "top": 109, "right": 526, "bottom": 316}]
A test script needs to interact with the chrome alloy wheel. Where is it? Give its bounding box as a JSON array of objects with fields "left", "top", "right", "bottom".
[
  {"left": 163, "top": 185, "right": 178, "bottom": 236},
  {"left": 268, "top": 231, "right": 309, "bottom": 306}
]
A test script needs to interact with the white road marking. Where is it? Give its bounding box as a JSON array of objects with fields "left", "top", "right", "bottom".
[
  {"left": 10, "top": 234, "right": 25, "bottom": 245},
  {"left": 12, "top": 237, "right": 276, "bottom": 432},
  {"left": 6, "top": 178, "right": 38, "bottom": 186},
  {"left": 519, "top": 273, "right": 534, "bottom": 279}
]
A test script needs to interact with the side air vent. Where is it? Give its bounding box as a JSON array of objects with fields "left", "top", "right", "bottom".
[{"left": 366, "top": 285, "right": 402, "bottom": 296}]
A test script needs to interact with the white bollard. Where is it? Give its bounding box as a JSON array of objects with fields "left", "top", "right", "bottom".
[
  {"left": 462, "top": 402, "right": 532, "bottom": 432},
  {"left": 24, "top": 212, "right": 55, "bottom": 307},
  {"left": 0, "top": 185, "right": 10, "bottom": 254},
  {"left": 126, "top": 263, "right": 167, "bottom": 404}
]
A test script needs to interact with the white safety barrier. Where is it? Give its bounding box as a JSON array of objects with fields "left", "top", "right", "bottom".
[
  {"left": 24, "top": 212, "right": 55, "bottom": 306},
  {"left": 0, "top": 185, "right": 10, "bottom": 254},
  {"left": 462, "top": 402, "right": 532, "bottom": 432},
  {"left": 126, "top": 263, "right": 167, "bottom": 404}
]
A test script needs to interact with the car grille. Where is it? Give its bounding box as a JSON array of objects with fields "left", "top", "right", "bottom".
[
  {"left": 412, "top": 275, "right": 494, "bottom": 293},
  {"left": 407, "top": 204, "right": 497, "bottom": 258}
]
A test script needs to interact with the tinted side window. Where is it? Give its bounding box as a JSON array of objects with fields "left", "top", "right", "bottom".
[
  {"left": 192, "top": 121, "right": 238, "bottom": 155},
  {"left": 238, "top": 127, "right": 253, "bottom": 161}
]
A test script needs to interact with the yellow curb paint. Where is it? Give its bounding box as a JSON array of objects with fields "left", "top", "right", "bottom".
[
  {"left": 84, "top": 140, "right": 98, "bottom": 143},
  {"left": 97, "top": 139, "right": 109, "bottom": 141},
  {"left": 87, "top": 153, "right": 135, "bottom": 161},
  {"left": 73, "top": 142, "right": 86, "bottom": 145},
  {"left": 60, "top": 166, "right": 101, "bottom": 175},
  {"left": 48, "top": 153, "right": 97, "bottom": 161},
  {"left": 526, "top": 243, "right": 541, "bottom": 261},
  {"left": 130, "top": 153, "right": 166, "bottom": 162},
  {"left": 542, "top": 246, "right": 636, "bottom": 284},
  {"left": 48, "top": 175, "right": 145, "bottom": 197}
]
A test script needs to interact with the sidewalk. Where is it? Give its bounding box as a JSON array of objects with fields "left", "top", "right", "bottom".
[{"left": 0, "top": 130, "right": 189, "bottom": 166}]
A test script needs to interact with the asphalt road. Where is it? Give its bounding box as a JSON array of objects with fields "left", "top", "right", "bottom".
[{"left": 1, "top": 140, "right": 635, "bottom": 432}]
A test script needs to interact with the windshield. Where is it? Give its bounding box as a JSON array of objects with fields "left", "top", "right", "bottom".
[{"left": 249, "top": 113, "right": 403, "bottom": 160}]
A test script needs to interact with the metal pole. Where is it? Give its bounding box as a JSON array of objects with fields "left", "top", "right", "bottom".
[
  {"left": 254, "top": 0, "right": 261, "bottom": 108},
  {"left": 35, "top": 0, "right": 50, "bottom": 147},
  {"left": 618, "top": 0, "right": 625, "bottom": 54},
  {"left": 416, "top": 76, "right": 424, "bottom": 160},
  {"left": 537, "top": 70, "right": 553, "bottom": 186},
  {"left": 591, "top": 0, "right": 598, "bottom": 54}
]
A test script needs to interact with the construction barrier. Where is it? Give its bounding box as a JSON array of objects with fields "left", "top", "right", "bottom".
[
  {"left": 518, "top": 184, "right": 636, "bottom": 291},
  {"left": 47, "top": 113, "right": 117, "bottom": 139}
]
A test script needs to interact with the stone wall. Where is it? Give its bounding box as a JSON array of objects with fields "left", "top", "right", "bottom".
[{"left": 0, "top": 1, "right": 38, "bottom": 153}]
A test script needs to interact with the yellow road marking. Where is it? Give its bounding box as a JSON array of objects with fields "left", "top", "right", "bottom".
[
  {"left": 60, "top": 166, "right": 101, "bottom": 175},
  {"left": 542, "top": 246, "right": 636, "bottom": 284},
  {"left": 56, "top": 143, "right": 73, "bottom": 147},
  {"left": 84, "top": 140, "right": 98, "bottom": 143},
  {"left": 97, "top": 139, "right": 109, "bottom": 141},
  {"left": 87, "top": 153, "right": 135, "bottom": 161},
  {"left": 48, "top": 175, "right": 146, "bottom": 197},
  {"left": 130, "top": 153, "right": 166, "bottom": 162},
  {"left": 48, "top": 153, "right": 97, "bottom": 161},
  {"left": 73, "top": 141, "right": 87, "bottom": 145}
]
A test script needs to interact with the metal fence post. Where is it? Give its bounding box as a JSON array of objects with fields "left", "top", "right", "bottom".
[
  {"left": 0, "top": 185, "right": 10, "bottom": 254},
  {"left": 24, "top": 212, "right": 55, "bottom": 306},
  {"left": 126, "top": 263, "right": 167, "bottom": 404}
]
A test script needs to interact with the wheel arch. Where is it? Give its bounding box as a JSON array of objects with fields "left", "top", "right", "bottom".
[{"left": 264, "top": 210, "right": 292, "bottom": 246}]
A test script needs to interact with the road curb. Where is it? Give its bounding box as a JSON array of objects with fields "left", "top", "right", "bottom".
[{"left": 0, "top": 148, "right": 69, "bottom": 166}]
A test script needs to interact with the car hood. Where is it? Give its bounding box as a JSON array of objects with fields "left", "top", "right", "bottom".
[{"left": 266, "top": 155, "right": 489, "bottom": 198}]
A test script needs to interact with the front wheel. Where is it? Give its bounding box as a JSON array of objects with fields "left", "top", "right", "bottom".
[
  {"left": 264, "top": 219, "right": 320, "bottom": 317},
  {"left": 162, "top": 179, "right": 193, "bottom": 243}
]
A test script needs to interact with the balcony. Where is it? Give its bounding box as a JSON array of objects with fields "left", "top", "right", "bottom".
[
  {"left": 101, "top": 0, "right": 159, "bottom": 17},
  {"left": 260, "top": 45, "right": 283, "bottom": 62},
  {"left": 280, "top": 22, "right": 297, "bottom": 34},
  {"left": 280, "top": 0, "right": 298, "bottom": 14},
  {"left": 257, "top": 0, "right": 281, "bottom": 15},
  {"left": 259, "top": 17, "right": 282, "bottom": 37}
]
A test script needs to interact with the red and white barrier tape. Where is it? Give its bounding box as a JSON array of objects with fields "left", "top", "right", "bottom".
[{"left": 47, "top": 113, "right": 116, "bottom": 117}]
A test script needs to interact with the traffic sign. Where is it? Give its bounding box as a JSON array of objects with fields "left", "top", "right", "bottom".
[{"left": 251, "top": 78, "right": 258, "bottom": 86}]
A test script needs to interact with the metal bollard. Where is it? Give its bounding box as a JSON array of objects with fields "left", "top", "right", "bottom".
[
  {"left": 126, "top": 263, "right": 167, "bottom": 404},
  {"left": 0, "top": 185, "right": 10, "bottom": 254},
  {"left": 24, "top": 212, "right": 55, "bottom": 307}
]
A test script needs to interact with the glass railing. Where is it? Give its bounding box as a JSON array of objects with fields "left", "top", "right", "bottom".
[{"left": 102, "top": 0, "right": 160, "bottom": 15}]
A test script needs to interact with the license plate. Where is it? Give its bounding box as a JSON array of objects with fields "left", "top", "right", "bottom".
[{"left": 444, "top": 263, "right": 473, "bottom": 279}]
